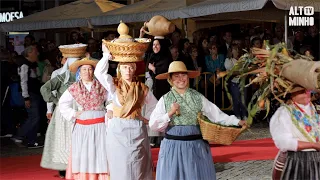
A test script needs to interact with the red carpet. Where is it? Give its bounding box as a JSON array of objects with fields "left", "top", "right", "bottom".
[{"left": 0, "top": 138, "right": 277, "bottom": 180}]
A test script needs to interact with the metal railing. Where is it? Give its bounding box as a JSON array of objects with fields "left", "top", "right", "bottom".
[
  {"left": 137, "top": 72, "right": 232, "bottom": 111},
  {"left": 196, "top": 72, "right": 232, "bottom": 111}
]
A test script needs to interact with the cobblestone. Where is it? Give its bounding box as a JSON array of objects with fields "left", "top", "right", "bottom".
[{"left": 216, "top": 160, "right": 273, "bottom": 180}]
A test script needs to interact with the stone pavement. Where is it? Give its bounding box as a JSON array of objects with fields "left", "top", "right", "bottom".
[
  {"left": 1, "top": 123, "right": 274, "bottom": 180},
  {"left": 214, "top": 123, "right": 274, "bottom": 180},
  {"left": 216, "top": 160, "right": 273, "bottom": 180}
]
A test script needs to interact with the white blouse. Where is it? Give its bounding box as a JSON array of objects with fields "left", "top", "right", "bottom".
[
  {"left": 270, "top": 103, "right": 315, "bottom": 152},
  {"left": 58, "top": 82, "right": 109, "bottom": 122},
  {"left": 224, "top": 58, "right": 237, "bottom": 71},
  {"left": 94, "top": 53, "right": 158, "bottom": 120},
  {"left": 149, "top": 94, "right": 240, "bottom": 132},
  {"left": 94, "top": 53, "right": 116, "bottom": 95}
]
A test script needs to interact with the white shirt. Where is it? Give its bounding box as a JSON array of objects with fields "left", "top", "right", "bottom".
[
  {"left": 224, "top": 58, "right": 237, "bottom": 71},
  {"left": 18, "top": 64, "right": 38, "bottom": 98},
  {"left": 224, "top": 58, "right": 239, "bottom": 83},
  {"left": 94, "top": 53, "right": 116, "bottom": 95},
  {"left": 226, "top": 43, "right": 230, "bottom": 50},
  {"left": 270, "top": 103, "right": 315, "bottom": 152},
  {"left": 149, "top": 94, "right": 240, "bottom": 132},
  {"left": 94, "top": 53, "right": 158, "bottom": 121}
]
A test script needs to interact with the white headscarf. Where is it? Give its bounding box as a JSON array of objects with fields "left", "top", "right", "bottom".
[{"left": 59, "top": 57, "right": 80, "bottom": 84}]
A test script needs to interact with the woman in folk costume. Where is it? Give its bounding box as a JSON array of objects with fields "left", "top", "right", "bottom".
[
  {"left": 40, "top": 44, "right": 85, "bottom": 178},
  {"left": 270, "top": 87, "right": 320, "bottom": 180},
  {"left": 94, "top": 23, "right": 158, "bottom": 180},
  {"left": 59, "top": 57, "right": 112, "bottom": 180},
  {"left": 150, "top": 61, "right": 247, "bottom": 180}
]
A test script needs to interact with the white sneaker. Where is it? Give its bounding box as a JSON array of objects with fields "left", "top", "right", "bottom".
[
  {"left": 11, "top": 137, "right": 23, "bottom": 143},
  {"left": 28, "top": 142, "right": 44, "bottom": 149},
  {"left": 0, "top": 134, "right": 13, "bottom": 138}
]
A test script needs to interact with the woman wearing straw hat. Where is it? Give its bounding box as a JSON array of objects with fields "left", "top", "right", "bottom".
[
  {"left": 270, "top": 87, "right": 320, "bottom": 180},
  {"left": 40, "top": 45, "right": 85, "bottom": 178},
  {"left": 59, "top": 57, "right": 112, "bottom": 180},
  {"left": 94, "top": 39, "right": 158, "bottom": 179},
  {"left": 149, "top": 61, "right": 247, "bottom": 180}
]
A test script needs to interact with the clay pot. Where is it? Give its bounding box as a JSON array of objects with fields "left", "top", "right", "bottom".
[
  {"left": 144, "top": 15, "right": 175, "bottom": 36},
  {"left": 117, "top": 20, "right": 132, "bottom": 39}
]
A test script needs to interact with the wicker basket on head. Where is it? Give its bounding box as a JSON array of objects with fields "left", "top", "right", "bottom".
[
  {"left": 58, "top": 44, "right": 87, "bottom": 58},
  {"left": 198, "top": 112, "right": 246, "bottom": 145},
  {"left": 103, "top": 39, "right": 150, "bottom": 62}
]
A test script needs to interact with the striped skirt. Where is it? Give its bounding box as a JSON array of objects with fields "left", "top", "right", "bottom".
[{"left": 273, "top": 151, "right": 320, "bottom": 180}]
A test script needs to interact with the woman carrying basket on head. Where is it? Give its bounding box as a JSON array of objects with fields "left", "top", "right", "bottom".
[
  {"left": 149, "top": 61, "right": 247, "bottom": 180},
  {"left": 94, "top": 21, "right": 158, "bottom": 180}
]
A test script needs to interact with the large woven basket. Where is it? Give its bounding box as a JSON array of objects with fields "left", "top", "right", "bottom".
[
  {"left": 198, "top": 113, "right": 246, "bottom": 145},
  {"left": 58, "top": 44, "right": 87, "bottom": 58},
  {"left": 103, "top": 39, "right": 150, "bottom": 62}
]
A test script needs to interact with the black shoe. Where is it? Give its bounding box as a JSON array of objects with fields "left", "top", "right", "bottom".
[
  {"left": 27, "top": 142, "right": 44, "bottom": 149},
  {"left": 59, "top": 171, "right": 66, "bottom": 178}
]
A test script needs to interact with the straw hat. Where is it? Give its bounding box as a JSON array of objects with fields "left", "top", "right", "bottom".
[
  {"left": 288, "top": 86, "right": 305, "bottom": 94},
  {"left": 58, "top": 44, "right": 87, "bottom": 58},
  {"left": 156, "top": 61, "right": 200, "bottom": 80},
  {"left": 69, "top": 57, "right": 98, "bottom": 73}
]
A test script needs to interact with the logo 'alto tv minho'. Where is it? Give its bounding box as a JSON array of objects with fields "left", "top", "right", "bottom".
[{"left": 289, "top": 6, "right": 314, "bottom": 26}]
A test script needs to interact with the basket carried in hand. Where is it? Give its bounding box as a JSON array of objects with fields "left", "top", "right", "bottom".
[
  {"left": 198, "top": 112, "right": 246, "bottom": 145},
  {"left": 103, "top": 39, "right": 150, "bottom": 62},
  {"left": 58, "top": 44, "right": 87, "bottom": 58}
]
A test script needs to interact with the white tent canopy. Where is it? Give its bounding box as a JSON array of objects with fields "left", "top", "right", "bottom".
[
  {"left": 272, "top": 0, "right": 320, "bottom": 11},
  {"left": 0, "top": 0, "right": 124, "bottom": 32},
  {"left": 91, "top": 0, "right": 320, "bottom": 25},
  {"left": 91, "top": 0, "right": 268, "bottom": 25},
  {"left": 1, "top": 0, "right": 319, "bottom": 32}
]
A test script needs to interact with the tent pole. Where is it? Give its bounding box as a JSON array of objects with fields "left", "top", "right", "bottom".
[
  {"left": 184, "top": 18, "right": 187, "bottom": 38},
  {"left": 284, "top": 13, "right": 288, "bottom": 47}
]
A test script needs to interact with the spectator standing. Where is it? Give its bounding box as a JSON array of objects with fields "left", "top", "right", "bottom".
[
  {"left": 178, "top": 38, "right": 190, "bottom": 61},
  {"left": 87, "top": 38, "right": 101, "bottom": 59},
  {"left": 12, "top": 45, "right": 43, "bottom": 148},
  {"left": 205, "top": 43, "right": 225, "bottom": 105},
  {"left": 169, "top": 45, "right": 179, "bottom": 61},
  {"left": 186, "top": 45, "right": 201, "bottom": 89},
  {"left": 170, "top": 28, "right": 182, "bottom": 47},
  {"left": 219, "top": 32, "right": 232, "bottom": 56},
  {"left": 225, "top": 44, "right": 248, "bottom": 120},
  {"left": 197, "top": 37, "right": 209, "bottom": 70}
]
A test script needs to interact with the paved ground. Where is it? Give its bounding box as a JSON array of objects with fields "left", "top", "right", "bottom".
[
  {"left": 0, "top": 122, "right": 274, "bottom": 180},
  {"left": 216, "top": 160, "right": 273, "bottom": 180},
  {"left": 215, "top": 123, "right": 274, "bottom": 180}
]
